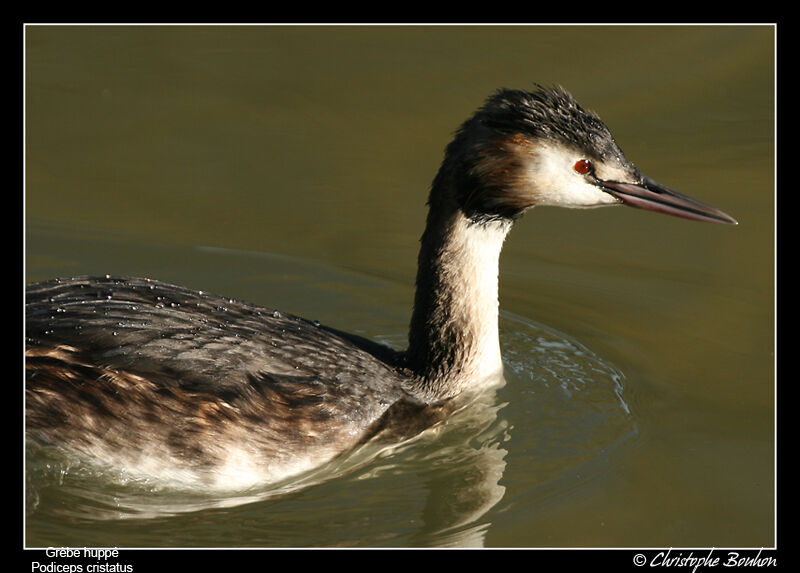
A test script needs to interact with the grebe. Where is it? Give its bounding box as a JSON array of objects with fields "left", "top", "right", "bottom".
[{"left": 26, "top": 86, "right": 737, "bottom": 488}]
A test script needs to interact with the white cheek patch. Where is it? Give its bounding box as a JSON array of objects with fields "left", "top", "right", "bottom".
[{"left": 523, "top": 144, "right": 621, "bottom": 209}]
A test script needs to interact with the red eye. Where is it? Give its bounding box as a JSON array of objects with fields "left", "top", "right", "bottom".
[{"left": 573, "top": 159, "right": 592, "bottom": 175}]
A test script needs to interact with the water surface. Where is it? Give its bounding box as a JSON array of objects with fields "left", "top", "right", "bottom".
[{"left": 24, "top": 25, "right": 774, "bottom": 548}]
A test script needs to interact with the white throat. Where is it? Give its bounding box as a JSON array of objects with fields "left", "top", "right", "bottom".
[{"left": 407, "top": 209, "right": 511, "bottom": 400}]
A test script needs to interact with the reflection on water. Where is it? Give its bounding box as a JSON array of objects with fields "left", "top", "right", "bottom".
[
  {"left": 25, "top": 24, "right": 774, "bottom": 547},
  {"left": 498, "top": 313, "right": 638, "bottom": 515},
  {"left": 26, "top": 287, "right": 635, "bottom": 547}
]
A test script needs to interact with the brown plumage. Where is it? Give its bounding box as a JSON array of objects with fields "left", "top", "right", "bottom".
[{"left": 26, "top": 86, "right": 736, "bottom": 487}]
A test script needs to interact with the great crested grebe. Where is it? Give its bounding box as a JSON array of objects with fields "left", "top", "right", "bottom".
[{"left": 26, "top": 86, "right": 737, "bottom": 488}]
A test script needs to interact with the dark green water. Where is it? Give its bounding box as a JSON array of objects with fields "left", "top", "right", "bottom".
[{"left": 25, "top": 25, "right": 774, "bottom": 548}]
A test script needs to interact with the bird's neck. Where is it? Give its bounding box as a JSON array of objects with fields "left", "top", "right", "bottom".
[{"left": 406, "top": 185, "right": 512, "bottom": 401}]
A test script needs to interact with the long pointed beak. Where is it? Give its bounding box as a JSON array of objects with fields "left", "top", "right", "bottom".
[{"left": 600, "top": 176, "right": 738, "bottom": 225}]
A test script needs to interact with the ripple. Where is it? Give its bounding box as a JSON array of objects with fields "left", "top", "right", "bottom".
[
  {"left": 26, "top": 309, "right": 636, "bottom": 537},
  {"left": 496, "top": 310, "right": 638, "bottom": 509}
]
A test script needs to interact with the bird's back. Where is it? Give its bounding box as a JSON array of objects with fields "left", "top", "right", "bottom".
[{"left": 25, "top": 276, "right": 429, "bottom": 488}]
